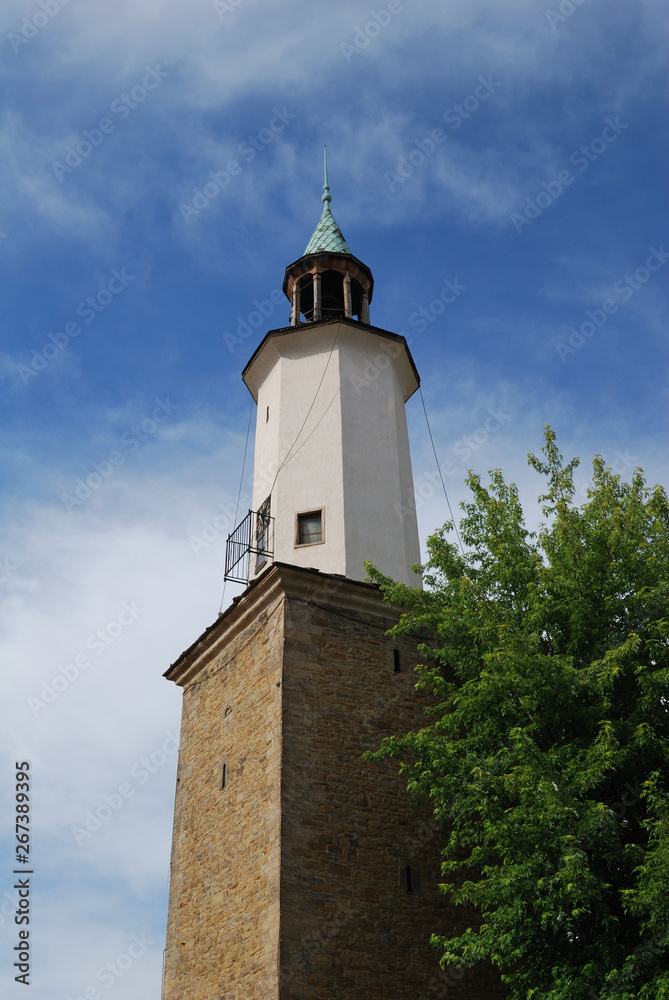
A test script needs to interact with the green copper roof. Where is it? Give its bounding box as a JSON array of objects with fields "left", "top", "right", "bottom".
[{"left": 303, "top": 147, "right": 352, "bottom": 256}]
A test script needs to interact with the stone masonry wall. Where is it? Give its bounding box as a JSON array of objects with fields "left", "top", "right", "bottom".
[
  {"left": 162, "top": 565, "right": 507, "bottom": 999},
  {"left": 162, "top": 584, "right": 285, "bottom": 1000},
  {"left": 278, "top": 568, "right": 507, "bottom": 1000}
]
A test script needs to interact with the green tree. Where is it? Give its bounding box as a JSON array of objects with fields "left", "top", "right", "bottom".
[{"left": 367, "top": 428, "right": 669, "bottom": 999}]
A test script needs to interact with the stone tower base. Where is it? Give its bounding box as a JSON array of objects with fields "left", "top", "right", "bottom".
[{"left": 163, "top": 563, "right": 506, "bottom": 999}]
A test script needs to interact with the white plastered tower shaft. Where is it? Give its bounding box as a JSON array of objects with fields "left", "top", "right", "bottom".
[{"left": 244, "top": 320, "right": 421, "bottom": 587}]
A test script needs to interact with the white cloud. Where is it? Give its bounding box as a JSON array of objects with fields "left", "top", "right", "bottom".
[
  {"left": 0, "top": 112, "right": 112, "bottom": 246},
  {"left": 0, "top": 411, "right": 255, "bottom": 988},
  {"left": 1, "top": 0, "right": 664, "bottom": 253}
]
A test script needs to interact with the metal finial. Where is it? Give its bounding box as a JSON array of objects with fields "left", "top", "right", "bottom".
[{"left": 322, "top": 145, "right": 332, "bottom": 205}]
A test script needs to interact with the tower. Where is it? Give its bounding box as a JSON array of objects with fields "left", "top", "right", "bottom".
[{"left": 162, "top": 153, "right": 505, "bottom": 999}]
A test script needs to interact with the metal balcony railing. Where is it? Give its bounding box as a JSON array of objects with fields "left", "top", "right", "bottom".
[{"left": 224, "top": 501, "right": 274, "bottom": 585}]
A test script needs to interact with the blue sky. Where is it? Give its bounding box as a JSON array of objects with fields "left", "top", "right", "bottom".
[{"left": 1, "top": 1, "right": 667, "bottom": 996}]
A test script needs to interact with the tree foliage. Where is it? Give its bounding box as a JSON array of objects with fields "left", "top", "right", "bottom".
[{"left": 367, "top": 428, "right": 669, "bottom": 999}]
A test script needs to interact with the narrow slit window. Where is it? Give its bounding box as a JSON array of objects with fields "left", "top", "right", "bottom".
[
  {"left": 393, "top": 649, "right": 401, "bottom": 673},
  {"left": 296, "top": 510, "right": 322, "bottom": 546},
  {"left": 266, "top": 405, "right": 270, "bottom": 422},
  {"left": 402, "top": 864, "right": 420, "bottom": 893},
  {"left": 220, "top": 763, "right": 228, "bottom": 789}
]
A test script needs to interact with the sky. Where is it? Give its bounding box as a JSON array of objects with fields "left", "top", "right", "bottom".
[{"left": 0, "top": 0, "right": 667, "bottom": 996}]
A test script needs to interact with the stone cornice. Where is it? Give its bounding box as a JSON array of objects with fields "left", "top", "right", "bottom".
[{"left": 165, "top": 563, "right": 405, "bottom": 686}]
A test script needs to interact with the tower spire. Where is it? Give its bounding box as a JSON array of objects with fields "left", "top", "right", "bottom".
[
  {"left": 303, "top": 147, "right": 351, "bottom": 255},
  {"left": 322, "top": 144, "right": 331, "bottom": 205}
]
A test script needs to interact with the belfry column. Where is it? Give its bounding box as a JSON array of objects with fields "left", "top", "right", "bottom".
[
  {"left": 343, "top": 272, "right": 352, "bottom": 317},
  {"left": 290, "top": 284, "right": 301, "bottom": 326},
  {"left": 312, "top": 271, "right": 321, "bottom": 321}
]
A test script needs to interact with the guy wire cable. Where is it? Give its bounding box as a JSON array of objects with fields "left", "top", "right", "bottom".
[
  {"left": 218, "top": 400, "right": 254, "bottom": 615},
  {"left": 419, "top": 385, "right": 465, "bottom": 556},
  {"left": 268, "top": 326, "right": 340, "bottom": 494}
]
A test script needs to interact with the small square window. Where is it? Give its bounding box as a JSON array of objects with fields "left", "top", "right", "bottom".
[{"left": 296, "top": 510, "right": 323, "bottom": 546}]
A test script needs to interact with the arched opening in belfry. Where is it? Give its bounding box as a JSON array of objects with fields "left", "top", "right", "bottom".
[
  {"left": 349, "top": 277, "right": 365, "bottom": 320},
  {"left": 297, "top": 273, "right": 314, "bottom": 322},
  {"left": 321, "top": 269, "right": 346, "bottom": 320}
]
